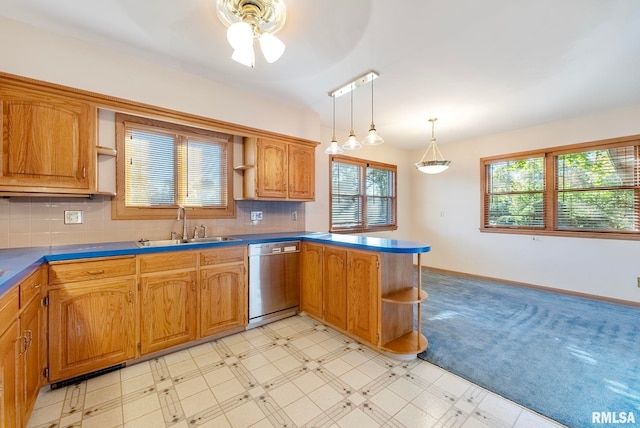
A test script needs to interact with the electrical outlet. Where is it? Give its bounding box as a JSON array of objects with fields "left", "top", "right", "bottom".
[
  {"left": 64, "top": 210, "right": 83, "bottom": 224},
  {"left": 291, "top": 211, "right": 297, "bottom": 221},
  {"left": 637, "top": 277, "right": 640, "bottom": 288},
  {"left": 250, "top": 211, "right": 263, "bottom": 221}
]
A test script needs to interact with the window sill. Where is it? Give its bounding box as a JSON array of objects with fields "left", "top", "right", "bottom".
[{"left": 480, "top": 226, "right": 640, "bottom": 241}]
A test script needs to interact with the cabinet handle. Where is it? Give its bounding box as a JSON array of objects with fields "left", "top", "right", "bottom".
[
  {"left": 83, "top": 166, "right": 86, "bottom": 178},
  {"left": 26, "top": 330, "right": 33, "bottom": 349},
  {"left": 18, "top": 335, "right": 28, "bottom": 356},
  {"left": 33, "top": 283, "right": 41, "bottom": 289},
  {"left": 87, "top": 270, "right": 105, "bottom": 275},
  {"left": 192, "top": 281, "right": 196, "bottom": 292},
  {"left": 128, "top": 291, "right": 133, "bottom": 303}
]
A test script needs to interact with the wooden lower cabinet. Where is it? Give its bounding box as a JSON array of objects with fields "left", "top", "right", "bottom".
[
  {"left": 199, "top": 246, "right": 248, "bottom": 338},
  {"left": 48, "top": 277, "right": 137, "bottom": 382},
  {"left": 346, "top": 250, "right": 379, "bottom": 345},
  {"left": 301, "top": 244, "right": 379, "bottom": 346},
  {"left": 200, "top": 265, "right": 246, "bottom": 337},
  {"left": 323, "top": 246, "right": 348, "bottom": 330},
  {"left": 300, "top": 242, "right": 323, "bottom": 318},
  {"left": 0, "top": 320, "right": 19, "bottom": 428},
  {"left": 140, "top": 270, "right": 198, "bottom": 355},
  {"left": 19, "top": 295, "right": 44, "bottom": 422}
]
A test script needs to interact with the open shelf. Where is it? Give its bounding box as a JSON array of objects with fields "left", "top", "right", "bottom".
[
  {"left": 381, "top": 287, "right": 428, "bottom": 304},
  {"left": 381, "top": 330, "right": 428, "bottom": 354}
]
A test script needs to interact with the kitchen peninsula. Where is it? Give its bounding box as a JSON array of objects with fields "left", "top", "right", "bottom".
[{"left": 0, "top": 231, "right": 430, "bottom": 426}]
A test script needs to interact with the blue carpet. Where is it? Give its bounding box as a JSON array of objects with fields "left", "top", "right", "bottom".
[{"left": 417, "top": 269, "right": 640, "bottom": 428}]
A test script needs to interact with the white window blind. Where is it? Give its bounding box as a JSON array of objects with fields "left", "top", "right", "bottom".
[
  {"left": 330, "top": 155, "right": 397, "bottom": 232},
  {"left": 124, "top": 123, "right": 229, "bottom": 209}
]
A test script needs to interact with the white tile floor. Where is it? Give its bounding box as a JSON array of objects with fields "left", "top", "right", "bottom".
[{"left": 28, "top": 315, "right": 564, "bottom": 427}]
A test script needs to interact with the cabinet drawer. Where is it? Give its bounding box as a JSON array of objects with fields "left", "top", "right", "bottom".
[
  {"left": 140, "top": 251, "right": 197, "bottom": 274},
  {"left": 20, "top": 267, "right": 45, "bottom": 307},
  {"left": 49, "top": 256, "right": 136, "bottom": 285},
  {"left": 200, "top": 246, "right": 246, "bottom": 266},
  {"left": 0, "top": 287, "right": 19, "bottom": 337}
]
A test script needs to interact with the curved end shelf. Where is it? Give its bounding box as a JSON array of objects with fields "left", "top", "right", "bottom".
[
  {"left": 381, "top": 331, "right": 428, "bottom": 354},
  {"left": 381, "top": 287, "right": 428, "bottom": 304}
]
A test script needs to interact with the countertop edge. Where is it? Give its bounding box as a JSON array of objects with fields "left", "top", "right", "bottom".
[{"left": 0, "top": 232, "right": 430, "bottom": 295}]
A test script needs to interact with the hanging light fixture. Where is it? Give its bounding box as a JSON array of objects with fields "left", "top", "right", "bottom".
[
  {"left": 415, "top": 118, "right": 452, "bottom": 174},
  {"left": 217, "top": 0, "right": 286, "bottom": 68},
  {"left": 342, "top": 86, "right": 362, "bottom": 150},
  {"left": 362, "top": 71, "right": 384, "bottom": 146},
  {"left": 325, "top": 95, "right": 344, "bottom": 154}
]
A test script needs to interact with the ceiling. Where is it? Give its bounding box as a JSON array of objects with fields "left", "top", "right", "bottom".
[{"left": 2, "top": 0, "right": 640, "bottom": 149}]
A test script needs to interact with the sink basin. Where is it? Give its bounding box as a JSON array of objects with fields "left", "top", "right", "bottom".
[
  {"left": 187, "top": 236, "right": 240, "bottom": 243},
  {"left": 136, "top": 236, "right": 239, "bottom": 247},
  {"left": 136, "top": 239, "right": 186, "bottom": 247}
]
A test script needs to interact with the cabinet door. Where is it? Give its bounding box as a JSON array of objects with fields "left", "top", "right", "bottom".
[
  {"left": 19, "top": 295, "right": 44, "bottom": 421},
  {"left": 256, "top": 138, "right": 287, "bottom": 198},
  {"left": 288, "top": 144, "right": 315, "bottom": 200},
  {"left": 324, "top": 246, "right": 348, "bottom": 330},
  {"left": 48, "top": 278, "right": 136, "bottom": 382},
  {"left": 200, "top": 264, "right": 246, "bottom": 338},
  {"left": 300, "top": 242, "right": 323, "bottom": 318},
  {"left": 0, "top": 322, "right": 19, "bottom": 428},
  {"left": 140, "top": 270, "right": 197, "bottom": 355},
  {"left": 0, "top": 88, "right": 95, "bottom": 192},
  {"left": 347, "top": 250, "right": 379, "bottom": 345}
]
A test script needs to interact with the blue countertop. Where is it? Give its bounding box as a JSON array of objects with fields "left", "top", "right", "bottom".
[{"left": 0, "top": 231, "right": 430, "bottom": 296}]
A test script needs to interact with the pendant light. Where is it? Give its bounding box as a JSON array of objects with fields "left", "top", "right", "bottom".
[
  {"left": 415, "top": 118, "right": 452, "bottom": 174},
  {"left": 342, "top": 86, "right": 362, "bottom": 150},
  {"left": 362, "top": 72, "right": 384, "bottom": 145},
  {"left": 325, "top": 95, "right": 344, "bottom": 154}
]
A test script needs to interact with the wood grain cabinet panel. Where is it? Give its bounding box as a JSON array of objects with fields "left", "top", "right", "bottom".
[
  {"left": 140, "top": 270, "right": 198, "bottom": 355},
  {"left": 0, "top": 321, "right": 19, "bottom": 428},
  {"left": 48, "top": 277, "right": 136, "bottom": 382},
  {"left": 200, "top": 265, "right": 246, "bottom": 337},
  {"left": 300, "top": 242, "right": 323, "bottom": 318},
  {"left": 241, "top": 137, "right": 316, "bottom": 201},
  {"left": 0, "top": 85, "right": 96, "bottom": 193},
  {"left": 323, "top": 246, "right": 348, "bottom": 330},
  {"left": 19, "top": 294, "right": 44, "bottom": 421},
  {"left": 347, "top": 250, "right": 379, "bottom": 345}
]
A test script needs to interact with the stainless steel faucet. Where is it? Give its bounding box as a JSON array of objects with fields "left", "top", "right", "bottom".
[{"left": 177, "top": 205, "right": 188, "bottom": 240}]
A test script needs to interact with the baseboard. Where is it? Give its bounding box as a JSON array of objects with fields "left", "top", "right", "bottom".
[{"left": 419, "top": 265, "right": 640, "bottom": 308}]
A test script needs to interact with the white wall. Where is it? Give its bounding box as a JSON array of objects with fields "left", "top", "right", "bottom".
[
  {"left": 0, "top": 17, "right": 320, "bottom": 141},
  {"left": 411, "top": 104, "right": 640, "bottom": 303}
]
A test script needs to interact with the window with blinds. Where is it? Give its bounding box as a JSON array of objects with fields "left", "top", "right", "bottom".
[
  {"left": 330, "top": 155, "right": 397, "bottom": 232},
  {"left": 114, "top": 113, "right": 234, "bottom": 220},
  {"left": 481, "top": 135, "right": 640, "bottom": 239}
]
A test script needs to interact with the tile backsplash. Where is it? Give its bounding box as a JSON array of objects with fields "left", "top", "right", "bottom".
[{"left": 0, "top": 196, "right": 306, "bottom": 249}]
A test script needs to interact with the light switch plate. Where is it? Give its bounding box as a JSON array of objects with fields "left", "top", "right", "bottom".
[
  {"left": 64, "top": 210, "right": 83, "bottom": 224},
  {"left": 250, "top": 211, "right": 263, "bottom": 221}
]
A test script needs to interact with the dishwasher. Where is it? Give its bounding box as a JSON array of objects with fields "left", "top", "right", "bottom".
[{"left": 248, "top": 241, "right": 300, "bottom": 328}]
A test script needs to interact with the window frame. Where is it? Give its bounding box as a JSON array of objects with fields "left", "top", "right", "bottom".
[
  {"left": 112, "top": 113, "right": 235, "bottom": 220},
  {"left": 329, "top": 154, "right": 398, "bottom": 233},
  {"left": 480, "top": 134, "right": 640, "bottom": 240}
]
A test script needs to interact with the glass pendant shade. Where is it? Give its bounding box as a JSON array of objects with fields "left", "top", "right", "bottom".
[
  {"left": 342, "top": 131, "right": 362, "bottom": 150},
  {"left": 259, "top": 33, "right": 285, "bottom": 63},
  {"left": 362, "top": 124, "right": 384, "bottom": 145},
  {"left": 325, "top": 139, "right": 344, "bottom": 154},
  {"left": 415, "top": 118, "right": 452, "bottom": 174},
  {"left": 362, "top": 73, "right": 383, "bottom": 145}
]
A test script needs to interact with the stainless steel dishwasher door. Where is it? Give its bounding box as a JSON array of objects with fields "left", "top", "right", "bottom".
[{"left": 248, "top": 241, "right": 300, "bottom": 327}]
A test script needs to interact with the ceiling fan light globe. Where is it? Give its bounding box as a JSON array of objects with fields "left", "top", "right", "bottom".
[
  {"left": 231, "top": 46, "right": 255, "bottom": 68},
  {"left": 259, "top": 33, "right": 285, "bottom": 63},
  {"left": 227, "top": 22, "right": 254, "bottom": 50}
]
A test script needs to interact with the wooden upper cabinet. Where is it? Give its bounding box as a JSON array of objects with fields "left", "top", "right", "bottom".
[
  {"left": 0, "top": 85, "right": 96, "bottom": 193},
  {"left": 288, "top": 143, "right": 315, "bottom": 200},
  {"left": 241, "top": 137, "right": 317, "bottom": 201}
]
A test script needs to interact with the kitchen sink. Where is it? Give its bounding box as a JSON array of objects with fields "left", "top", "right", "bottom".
[{"left": 136, "top": 236, "right": 239, "bottom": 247}]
